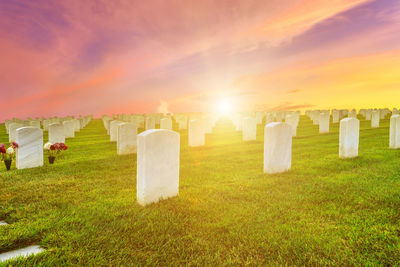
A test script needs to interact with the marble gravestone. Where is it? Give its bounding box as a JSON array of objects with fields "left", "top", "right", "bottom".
[
  {"left": 264, "top": 122, "right": 292, "bottom": 174},
  {"left": 160, "top": 118, "right": 172, "bottom": 130},
  {"left": 285, "top": 114, "right": 298, "bottom": 137},
  {"left": 137, "top": 129, "right": 180, "bottom": 206},
  {"left": 339, "top": 118, "right": 359, "bottom": 158},
  {"left": 332, "top": 110, "right": 340, "bottom": 123},
  {"left": 242, "top": 117, "right": 256, "bottom": 141},
  {"left": 177, "top": 116, "right": 187, "bottom": 130},
  {"left": 189, "top": 119, "right": 205, "bottom": 147},
  {"left": 371, "top": 111, "right": 380, "bottom": 128},
  {"left": 110, "top": 120, "right": 123, "bottom": 142},
  {"left": 42, "top": 120, "right": 51, "bottom": 131},
  {"left": 365, "top": 109, "right": 372, "bottom": 120},
  {"left": 8, "top": 123, "right": 23, "bottom": 142},
  {"left": 16, "top": 127, "right": 43, "bottom": 170},
  {"left": 145, "top": 117, "right": 156, "bottom": 130},
  {"left": 117, "top": 123, "right": 137, "bottom": 155},
  {"left": 319, "top": 113, "right": 330, "bottom": 133},
  {"left": 48, "top": 123, "right": 65, "bottom": 144},
  {"left": 74, "top": 119, "right": 81, "bottom": 132},
  {"left": 63, "top": 120, "right": 75, "bottom": 138},
  {"left": 389, "top": 115, "right": 400, "bottom": 149}
]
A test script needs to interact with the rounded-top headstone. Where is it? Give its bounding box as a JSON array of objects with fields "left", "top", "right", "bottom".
[
  {"left": 264, "top": 122, "right": 292, "bottom": 174},
  {"left": 48, "top": 123, "right": 65, "bottom": 144},
  {"left": 339, "top": 118, "right": 359, "bottom": 158},
  {"left": 137, "top": 129, "right": 180, "bottom": 206},
  {"left": 16, "top": 127, "right": 43, "bottom": 170}
]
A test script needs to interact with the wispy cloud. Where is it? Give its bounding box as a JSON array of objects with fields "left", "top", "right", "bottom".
[{"left": 1, "top": 0, "right": 399, "bottom": 119}]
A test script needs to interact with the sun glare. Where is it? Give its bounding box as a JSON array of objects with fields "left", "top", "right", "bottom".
[{"left": 217, "top": 99, "right": 233, "bottom": 115}]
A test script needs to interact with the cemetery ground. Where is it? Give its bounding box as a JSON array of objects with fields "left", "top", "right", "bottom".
[{"left": 0, "top": 116, "right": 399, "bottom": 266}]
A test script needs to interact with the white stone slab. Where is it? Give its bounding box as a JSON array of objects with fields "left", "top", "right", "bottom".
[
  {"left": 264, "top": 122, "right": 292, "bottom": 174},
  {"left": 339, "top": 118, "right": 359, "bottom": 158},
  {"left": 371, "top": 111, "right": 380, "bottom": 128},
  {"left": 390, "top": 115, "right": 400, "bottom": 149},
  {"left": 48, "top": 123, "right": 65, "bottom": 144},
  {"left": 145, "top": 117, "right": 156, "bottom": 130},
  {"left": 285, "top": 114, "right": 298, "bottom": 137},
  {"left": 16, "top": 127, "right": 43, "bottom": 170},
  {"left": 188, "top": 119, "right": 205, "bottom": 147},
  {"left": 137, "top": 129, "right": 180, "bottom": 206},
  {"left": 42, "top": 120, "right": 51, "bottom": 131},
  {"left": 0, "top": 245, "right": 45, "bottom": 263},
  {"left": 8, "top": 123, "right": 23, "bottom": 142},
  {"left": 117, "top": 123, "right": 137, "bottom": 155},
  {"left": 332, "top": 110, "right": 340, "bottom": 123},
  {"left": 63, "top": 120, "right": 75, "bottom": 138},
  {"left": 160, "top": 118, "right": 172, "bottom": 130},
  {"left": 177, "top": 116, "right": 187, "bottom": 130},
  {"left": 74, "top": 119, "right": 81, "bottom": 132},
  {"left": 242, "top": 117, "right": 256, "bottom": 141},
  {"left": 365, "top": 109, "right": 372, "bottom": 120},
  {"left": 110, "top": 120, "right": 123, "bottom": 142},
  {"left": 319, "top": 113, "right": 330, "bottom": 133}
]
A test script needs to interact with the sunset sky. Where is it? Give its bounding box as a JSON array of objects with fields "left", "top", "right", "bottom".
[{"left": 1, "top": 0, "right": 400, "bottom": 120}]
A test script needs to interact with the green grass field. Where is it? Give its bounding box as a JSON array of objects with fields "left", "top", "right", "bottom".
[{"left": 0, "top": 116, "right": 399, "bottom": 266}]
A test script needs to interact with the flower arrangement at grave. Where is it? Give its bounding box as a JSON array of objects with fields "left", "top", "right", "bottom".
[
  {"left": 44, "top": 142, "right": 68, "bottom": 164},
  {"left": 0, "top": 142, "right": 19, "bottom": 171}
]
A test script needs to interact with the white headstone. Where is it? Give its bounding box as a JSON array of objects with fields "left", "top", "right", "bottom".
[
  {"left": 285, "top": 114, "right": 298, "bottom": 137},
  {"left": 264, "top": 123, "right": 292, "bottom": 174},
  {"left": 339, "top": 118, "right": 359, "bottom": 158},
  {"left": 16, "top": 127, "right": 43, "bottom": 170},
  {"left": 48, "top": 123, "right": 65, "bottom": 144},
  {"left": 8, "top": 123, "right": 23, "bottom": 142},
  {"left": 145, "top": 117, "right": 156, "bottom": 130},
  {"left": 389, "top": 115, "right": 400, "bottom": 149},
  {"left": 319, "top": 113, "right": 330, "bottom": 133},
  {"left": 242, "top": 117, "right": 256, "bottom": 141},
  {"left": 63, "top": 120, "right": 75, "bottom": 138},
  {"left": 74, "top": 119, "right": 81, "bottom": 132},
  {"left": 332, "top": 110, "right": 340, "bottom": 123},
  {"left": 366, "top": 109, "right": 372, "bottom": 120},
  {"left": 137, "top": 129, "right": 180, "bottom": 206},
  {"left": 42, "top": 120, "right": 51, "bottom": 131},
  {"left": 117, "top": 123, "right": 137, "bottom": 155},
  {"left": 110, "top": 120, "right": 123, "bottom": 142},
  {"left": 371, "top": 111, "right": 380, "bottom": 128},
  {"left": 177, "top": 116, "right": 187, "bottom": 130},
  {"left": 160, "top": 118, "right": 172, "bottom": 130},
  {"left": 188, "top": 119, "right": 205, "bottom": 147}
]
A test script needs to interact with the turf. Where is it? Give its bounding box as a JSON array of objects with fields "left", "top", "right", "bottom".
[{"left": 0, "top": 116, "right": 399, "bottom": 266}]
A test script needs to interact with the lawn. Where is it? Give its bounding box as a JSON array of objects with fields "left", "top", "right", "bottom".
[{"left": 0, "top": 116, "right": 399, "bottom": 265}]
